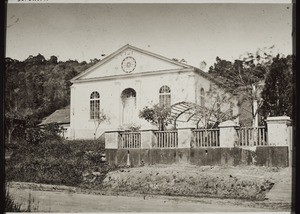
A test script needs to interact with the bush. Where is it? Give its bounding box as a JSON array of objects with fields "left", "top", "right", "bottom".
[
  {"left": 6, "top": 138, "right": 113, "bottom": 187},
  {"left": 25, "top": 123, "right": 63, "bottom": 145},
  {"left": 25, "top": 127, "right": 46, "bottom": 145}
]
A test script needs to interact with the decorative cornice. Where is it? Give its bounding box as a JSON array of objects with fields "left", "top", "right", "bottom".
[
  {"left": 72, "top": 68, "right": 195, "bottom": 84},
  {"left": 69, "top": 44, "right": 226, "bottom": 91},
  {"left": 70, "top": 44, "right": 192, "bottom": 83}
]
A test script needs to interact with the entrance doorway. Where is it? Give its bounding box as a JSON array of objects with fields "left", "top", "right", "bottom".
[{"left": 121, "top": 88, "right": 137, "bottom": 125}]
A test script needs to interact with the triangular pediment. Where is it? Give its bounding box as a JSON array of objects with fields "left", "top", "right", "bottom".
[{"left": 71, "top": 45, "right": 193, "bottom": 82}]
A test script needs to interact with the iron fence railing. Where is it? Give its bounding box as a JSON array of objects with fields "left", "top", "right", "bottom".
[
  {"left": 154, "top": 130, "right": 178, "bottom": 148},
  {"left": 119, "top": 131, "right": 141, "bottom": 148},
  {"left": 236, "top": 126, "right": 267, "bottom": 146},
  {"left": 193, "top": 129, "right": 220, "bottom": 147}
]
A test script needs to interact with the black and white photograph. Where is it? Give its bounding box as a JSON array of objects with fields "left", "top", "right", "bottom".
[{"left": 4, "top": 0, "right": 294, "bottom": 212}]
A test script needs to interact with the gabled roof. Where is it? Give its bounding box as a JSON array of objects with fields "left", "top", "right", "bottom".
[
  {"left": 70, "top": 44, "right": 224, "bottom": 83},
  {"left": 193, "top": 67, "right": 226, "bottom": 88},
  {"left": 40, "top": 105, "right": 70, "bottom": 125},
  {"left": 71, "top": 44, "right": 194, "bottom": 82}
]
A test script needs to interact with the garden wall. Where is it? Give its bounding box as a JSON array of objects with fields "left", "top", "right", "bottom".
[{"left": 105, "top": 146, "right": 288, "bottom": 167}]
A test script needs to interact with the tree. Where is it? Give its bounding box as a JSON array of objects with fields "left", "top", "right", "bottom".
[
  {"left": 5, "top": 54, "right": 101, "bottom": 143},
  {"left": 260, "top": 55, "right": 294, "bottom": 119},
  {"left": 49, "top": 56, "right": 58, "bottom": 64},
  {"left": 208, "top": 46, "right": 275, "bottom": 127},
  {"left": 5, "top": 59, "right": 32, "bottom": 144},
  {"left": 5, "top": 112, "right": 26, "bottom": 144},
  {"left": 171, "top": 84, "right": 238, "bottom": 129},
  {"left": 93, "top": 110, "right": 108, "bottom": 140},
  {"left": 139, "top": 104, "right": 172, "bottom": 131},
  {"left": 198, "top": 84, "right": 238, "bottom": 128}
]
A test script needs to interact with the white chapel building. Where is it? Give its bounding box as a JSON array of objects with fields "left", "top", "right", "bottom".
[{"left": 69, "top": 44, "right": 239, "bottom": 140}]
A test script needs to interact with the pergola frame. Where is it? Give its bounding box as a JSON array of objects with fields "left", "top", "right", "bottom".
[{"left": 170, "top": 101, "right": 233, "bottom": 129}]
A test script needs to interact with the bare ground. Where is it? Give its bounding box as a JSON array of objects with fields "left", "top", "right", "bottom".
[
  {"left": 7, "top": 164, "right": 293, "bottom": 212},
  {"left": 102, "top": 164, "right": 292, "bottom": 201},
  {"left": 7, "top": 185, "right": 291, "bottom": 212}
]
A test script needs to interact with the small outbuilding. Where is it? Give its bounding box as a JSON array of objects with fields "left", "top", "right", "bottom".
[{"left": 40, "top": 105, "right": 71, "bottom": 139}]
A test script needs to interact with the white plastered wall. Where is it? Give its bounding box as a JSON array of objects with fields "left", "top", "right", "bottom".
[{"left": 70, "top": 70, "right": 198, "bottom": 139}]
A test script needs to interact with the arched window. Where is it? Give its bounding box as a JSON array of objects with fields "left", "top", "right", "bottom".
[
  {"left": 200, "top": 88, "right": 205, "bottom": 106},
  {"left": 159, "top": 85, "right": 171, "bottom": 108},
  {"left": 121, "top": 88, "right": 136, "bottom": 100},
  {"left": 90, "top": 91, "right": 100, "bottom": 119}
]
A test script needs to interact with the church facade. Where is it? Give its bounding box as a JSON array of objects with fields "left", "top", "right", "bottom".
[{"left": 69, "top": 44, "right": 239, "bottom": 140}]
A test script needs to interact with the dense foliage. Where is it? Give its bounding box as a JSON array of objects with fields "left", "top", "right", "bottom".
[
  {"left": 260, "top": 55, "right": 295, "bottom": 119},
  {"left": 6, "top": 139, "right": 111, "bottom": 187},
  {"left": 25, "top": 123, "right": 64, "bottom": 145},
  {"left": 5, "top": 54, "right": 100, "bottom": 143},
  {"left": 208, "top": 48, "right": 295, "bottom": 124},
  {"left": 139, "top": 104, "right": 172, "bottom": 130}
]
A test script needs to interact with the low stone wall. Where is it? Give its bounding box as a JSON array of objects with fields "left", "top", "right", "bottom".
[
  {"left": 105, "top": 146, "right": 288, "bottom": 168},
  {"left": 105, "top": 148, "right": 190, "bottom": 166}
]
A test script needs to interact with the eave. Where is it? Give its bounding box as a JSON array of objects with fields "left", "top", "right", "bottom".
[{"left": 71, "top": 68, "right": 195, "bottom": 84}]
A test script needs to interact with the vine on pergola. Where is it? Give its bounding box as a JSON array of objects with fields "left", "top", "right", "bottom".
[
  {"left": 170, "top": 101, "right": 237, "bottom": 129},
  {"left": 170, "top": 85, "right": 239, "bottom": 129}
]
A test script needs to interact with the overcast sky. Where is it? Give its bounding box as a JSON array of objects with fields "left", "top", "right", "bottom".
[{"left": 6, "top": 2, "right": 292, "bottom": 70}]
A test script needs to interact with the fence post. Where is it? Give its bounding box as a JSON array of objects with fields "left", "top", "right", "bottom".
[
  {"left": 141, "top": 130, "right": 156, "bottom": 148},
  {"left": 218, "top": 120, "right": 239, "bottom": 147},
  {"left": 266, "top": 116, "right": 293, "bottom": 167},
  {"left": 178, "top": 128, "right": 193, "bottom": 148},
  {"left": 266, "top": 116, "right": 292, "bottom": 146},
  {"left": 105, "top": 131, "right": 119, "bottom": 149}
]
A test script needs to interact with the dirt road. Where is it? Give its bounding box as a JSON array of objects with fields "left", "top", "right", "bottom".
[{"left": 8, "top": 186, "right": 286, "bottom": 212}]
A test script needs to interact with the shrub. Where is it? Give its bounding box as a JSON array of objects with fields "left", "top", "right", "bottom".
[
  {"left": 25, "top": 127, "right": 46, "bottom": 145},
  {"left": 139, "top": 104, "right": 172, "bottom": 131},
  {"left": 25, "top": 123, "right": 64, "bottom": 145},
  {"left": 6, "top": 138, "right": 111, "bottom": 187}
]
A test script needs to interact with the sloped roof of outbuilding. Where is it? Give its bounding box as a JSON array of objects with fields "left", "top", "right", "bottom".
[{"left": 40, "top": 105, "right": 70, "bottom": 125}]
